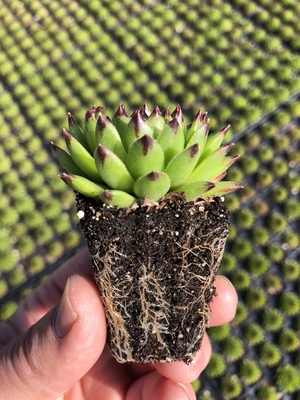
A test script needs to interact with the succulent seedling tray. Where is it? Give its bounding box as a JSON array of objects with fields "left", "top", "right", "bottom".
[{"left": 0, "top": 0, "right": 300, "bottom": 398}]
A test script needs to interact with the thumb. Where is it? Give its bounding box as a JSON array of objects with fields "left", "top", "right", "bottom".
[{"left": 0, "top": 274, "right": 107, "bottom": 400}]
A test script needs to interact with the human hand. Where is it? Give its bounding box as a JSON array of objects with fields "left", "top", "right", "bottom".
[{"left": 0, "top": 248, "right": 237, "bottom": 400}]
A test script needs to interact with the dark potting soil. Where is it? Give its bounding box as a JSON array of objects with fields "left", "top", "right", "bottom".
[{"left": 76, "top": 192, "right": 230, "bottom": 364}]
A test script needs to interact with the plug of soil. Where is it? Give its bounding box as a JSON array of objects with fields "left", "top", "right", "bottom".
[{"left": 77, "top": 192, "right": 230, "bottom": 364}]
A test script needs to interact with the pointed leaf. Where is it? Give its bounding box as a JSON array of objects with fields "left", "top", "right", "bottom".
[
  {"left": 51, "top": 142, "right": 89, "bottom": 177},
  {"left": 96, "top": 114, "right": 127, "bottom": 162},
  {"left": 68, "top": 112, "right": 88, "bottom": 148},
  {"left": 162, "top": 107, "right": 172, "bottom": 123},
  {"left": 111, "top": 104, "right": 131, "bottom": 138},
  {"left": 204, "top": 181, "right": 243, "bottom": 196},
  {"left": 186, "top": 120, "right": 210, "bottom": 157},
  {"left": 186, "top": 144, "right": 234, "bottom": 184},
  {"left": 140, "top": 103, "right": 151, "bottom": 118},
  {"left": 209, "top": 155, "right": 240, "bottom": 182},
  {"left": 94, "top": 145, "right": 134, "bottom": 193},
  {"left": 212, "top": 171, "right": 227, "bottom": 183},
  {"left": 147, "top": 106, "right": 165, "bottom": 138},
  {"left": 60, "top": 173, "right": 106, "bottom": 198},
  {"left": 126, "top": 135, "right": 164, "bottom": 180},
  {"left": 175, "top": 180, "right": 215, "bottom": 193},
  {"left": 133, "top": 172, "right": 170, "bottom": 201},
  {"left": 63, "top": 129, "right": 103, "bottom": 183},
  {"left": 182, "top": 181, "right": 216, "bottom": 201},
  {"left": 171, "top": 104, "right": 189, "bottom": 140},
  {"left": 171, "top": 104, "right": 184, "bottom": 125},
  {"left": 85, "top": 106, "right": 103, "bottom": 154},
  {"left": 199, "top": 125, "right": 230, "bottom": 161},
  {"left": 122, "top": 110, "right": 153, "bottom": 152},
  {"left": 157, "top": 118, "right": 185, "bottom": 166},
  {"left": 100, "top": 189, "right": 136, "bottom": 208},
  {"left": 165, "top": 144, "right": 200, "bottom": 189},
  {"left": 186, "top": 109, "right": 209, "bottom": 143}
]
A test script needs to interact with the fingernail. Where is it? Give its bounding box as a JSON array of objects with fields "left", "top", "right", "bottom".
[{"left": 54, "top": 277, "right": 77, "bottom": 339}]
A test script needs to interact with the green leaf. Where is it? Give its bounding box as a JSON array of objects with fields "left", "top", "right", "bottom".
[
  {"left": 186, "top": 109, "right": 209, "bottom": 143},
  {"left": 212, "top": 171, "right": 227, "bottom": 183},
  {"left": 165, "top": 144, "right": 200, "bottom": 189},
  {"left": 94, "top": 145, "right": 134, "bottom": 193},
  {"left": 85, "top": 106, "right": 103, "bottom": 154},
  {"left": 198, "top": 125, "right": 230, "bottom": 162},
  {"left": 185, "top": 143, "right": 234, "bottom": 184},
  {"left": 171, "top": 104, "right": 184, "bottom": 125},
  {"left": 204, "top": 181, "right": 243, "bottom": 196},
  {"left": 186, "top": 120, "right": 209, "bottom": 158},
  {"left": 122, "top": 110, "right": 153, "bottom": 152},
  {"left": 51, "top": 142, "right": 88, "bottom": 177},
  {"left": 175, "top": 180, "right": 214, "bottom": 193},
  {"left": 99, "top": 189, "right": 136, "bottom": 208},
  {"left": 68, "top": 112, "right": 88, "bottom": 148},
  {"left": 209, "top": 155, "right": 240, "bottom": 182},
  {"left": 133, "top": 172, "right": 170, "bottom": 201},
  {"left": 111, "top": 104, "right": 131, "bottom": 138},
  {"left": 162, "top": 107, "right": 172, "bottom": 123},
  {"left": 147, "top": 106, "right": 166, "bottom": 139},
  {"left": 96, "top": 114, "right": 127, "bottom": 162},
  {"left": 157, "top": 118, "right": 185, "bottom": 166},
  {"left": 60, "top": 173, "right": 106, "bottom": 197},
  {"left": 182, "top": 181, "right": 216, "bottom": 201},
  {"left": 140, "top": 103, "right": 151, "bottom": 118},
  {"left": 63, "top": 129, "right": 103, "bottom": 183},
  {"left": 171, "top": 104, "right": 189, "bottom": 141},
  {"left": 126, "top": 135, "right": 164, "bottom": 180}
]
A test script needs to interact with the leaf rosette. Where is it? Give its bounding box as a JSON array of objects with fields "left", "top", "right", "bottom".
[{"left": 52, "top": 104, "right": 242, "bottom": 208}]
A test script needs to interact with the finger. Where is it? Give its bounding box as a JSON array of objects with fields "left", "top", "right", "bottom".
[
  {"left": 0, "top": 274, "right": 106, "bottom": 400},
  {"left": 126, "top": 370, "right": 196, "bottom": 400},
  {"left": 128, "top": 362, "right": 156, "bottom": 378},
  {"left": 208, "top": 275, "right": 238, "bottom": 327},
  {"left": 154, "top": 333, "right": 212, "bottom": 384},
  {"left": 5, "top": 248, "right": 92, "bottom": 337}
]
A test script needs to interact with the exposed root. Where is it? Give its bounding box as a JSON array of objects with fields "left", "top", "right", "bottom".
[{"left": 77, "top": 192, "right": 230, "bottom": 364}]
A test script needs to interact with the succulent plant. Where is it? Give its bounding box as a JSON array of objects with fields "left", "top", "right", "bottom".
[
  {"left": 243, "top": 322, "right": 265, "bottom": 346},
  {"left": 206, "top": 353, "right": 227, "bottom": 378},
  {"left": 52, "top": 104, "right": 241, "bottom": 208},
  {"left": 263, "top": 308, "right": 284, "bottom": 332},
  {"left": 52, "top": 104, "right": 241, "bottom": 365},
  {"left": 220, "top": 375, "right": 243, "bottom": 399},
  {"left": 264, "top": 274, "right": 283, "bottom": 294},
  {"left": 240, "top": 359, "right": 262, "bottom": 384},
  {"left": 281, "top": 259, "right": 300, "bottom": 281},
  {"left": 276, "top": 364, "right": 300, "bottom": 393},
  {"left": 230, "top": 269, "right": 251, "bottom": 291},
  {"left": 246, "top": 287, "right": 267, "bottom": 310},
  {"left": 223, "top": 336, "right": 245, "bottom": 362},
  {"left": 233, "top": 301, "right": 249, "bottom": 325},
  {"left": 208, "top": 323, "right": 231, "bottom": 342},
  {"left": 256, "top": 385, "right": 278, "bottom": 400},
  {"left": 259, "top": 343, "right": 282, "bottom": 367},
  {"left": 280, "top": 292, "right": 300, "bottom": 316},
  {"left": 279, "top": 328, "right": 299, "bottom": 352}
]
